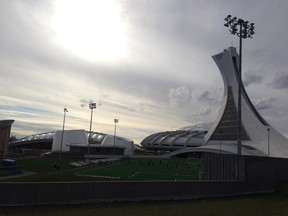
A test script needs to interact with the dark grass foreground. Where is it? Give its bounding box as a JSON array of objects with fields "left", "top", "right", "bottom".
[{"left": 0, "top": 192, "right": 288, "bottom": 216}]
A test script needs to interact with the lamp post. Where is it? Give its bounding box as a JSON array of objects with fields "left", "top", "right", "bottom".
[
  {"left": 113, "top": 119, "right": 119, "bottom": 158},
  {"left": 87, "top": 102, "right": 96, "bottom": 159},
  {"left": 267, "top": 127, "right": 270, "bottom": 157},
  {"left": 59, "top": 107, "right": 68, "bottom": 160},
  {"left": 224, "top": 15, "right": 255, "bottom": 155}
]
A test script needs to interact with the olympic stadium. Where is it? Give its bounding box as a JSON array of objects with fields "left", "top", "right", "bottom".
[
  {"left": 141, "top": 47, "right": 288, "bottom": 158},
  {"left": 6, "top": 47, "right": 288, "bottom": 159}
]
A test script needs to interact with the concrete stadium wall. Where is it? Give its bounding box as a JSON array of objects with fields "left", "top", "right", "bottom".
[
  {"left": 244, "top": 156, "right": 288, "bottom": 183},
  {"left": 202, "top": 153, "right": 245, "bottom": 181},
  {"left": 201, "top": 153, "right": 288, "bottom": 183},
  {"left": 0, "top": 180, "right": 274, "bottom": 206}
]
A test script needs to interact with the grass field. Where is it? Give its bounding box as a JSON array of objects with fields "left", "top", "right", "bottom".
[
  {"left": 76, "top": 158, "right": 204, "bottom": 180},
  {"left": 0, "top": 157, "right": 203, "bottom": 182}
]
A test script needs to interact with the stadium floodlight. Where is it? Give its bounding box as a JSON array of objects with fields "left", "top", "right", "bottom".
[
  {"left": 224, "top": 15, "right": 255, "bottom": 155},
  {"left": 59, "top": 107, "right": 68, "bottom": 160},
  {"left": 267, "top": 127, "right": 270, "bottom": 157},
  {"left": 87, "top": 102, "right": 96, "bottom": 159},
  {"left": 113, "top": 119, "right": 119, "bottom": 158}
]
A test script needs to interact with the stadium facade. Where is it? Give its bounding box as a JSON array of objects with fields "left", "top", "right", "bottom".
[
  {"left": 141, "top": 47, "right": 288, "bottom": 158},
  {"left": 10, "top": 130, "right": 134, "bottom": 157}
]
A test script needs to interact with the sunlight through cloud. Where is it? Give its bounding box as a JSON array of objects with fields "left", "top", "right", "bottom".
[{"left": 52, "top": 0, "right": 127, "bottom": 62}]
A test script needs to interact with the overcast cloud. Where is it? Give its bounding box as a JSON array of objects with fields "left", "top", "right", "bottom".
[
  {"left": 255, "top": 97, "right": 278, "bottom": 111},
  {"left": 270, "top": 69, "right": 288, "bottom": 90},
  {"left": 243, "top": 74, "right": 264, "bottom": 87},
  {"left": 1, "top": 0, "right": 288, "bottom": 143}
]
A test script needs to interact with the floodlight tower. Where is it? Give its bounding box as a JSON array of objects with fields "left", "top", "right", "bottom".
[
  {"left": 224, "top": 15, "right": 255, "bottom": 155},
  {"left": 59, "top": 107, "right": 68, "bottom": 160},
  {"left": 113, "top": 119, "right": 119, "bottom": 158},
  {"left": 267, "top": 127, "right": 270, "bottom": 157},
  {"left": 87, "top": 102, "right": 96, "bottom": 158}
]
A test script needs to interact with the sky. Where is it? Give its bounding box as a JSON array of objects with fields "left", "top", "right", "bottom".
[{"left": 1, "top": 0, "right": 288, "bottom": 144}]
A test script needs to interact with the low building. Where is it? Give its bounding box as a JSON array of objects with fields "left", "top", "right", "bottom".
[
  {"left": 10, "top": 130, "right": 134, "bottom": 158},
  {"left": 0, "top": 120, "right": 14, "bottom": 158},
  {"left": 53, "top": 129, "right": 134, "bottom": 158}
]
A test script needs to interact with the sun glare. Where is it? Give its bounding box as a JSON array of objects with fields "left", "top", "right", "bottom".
[{"left": 52, "top": 0, "right": 126, "bottom": 62}]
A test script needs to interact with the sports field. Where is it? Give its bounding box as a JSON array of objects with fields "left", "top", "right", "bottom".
[
  {"left": 75, "top": 158, "right": 204, "bottom": 181},
  {"left": 0, "top": 157, "right": 204, "bottom": 182}
]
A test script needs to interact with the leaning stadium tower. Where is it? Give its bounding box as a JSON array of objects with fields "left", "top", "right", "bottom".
[{"left": 142, "top": 47, "right": 288, "bottom": 158}]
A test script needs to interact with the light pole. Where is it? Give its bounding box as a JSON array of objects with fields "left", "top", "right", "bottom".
[
  {"left": 113, "top": 119, "right": 119, "bottom": 158},
  {"left": 87, "top": 102, "right": 96, "bottom": 159},
  {"left": 267, "top": 127, "right": 270, "bottom": 157},
  {"left": 60, "top": 107, "right": 68, "bottom": 160},
  {"left": 224, "top": 15, "right": 255, "bottom": 155}
]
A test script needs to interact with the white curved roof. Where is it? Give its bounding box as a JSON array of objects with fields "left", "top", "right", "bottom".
[{"left": 141, "top": 130, "right": 207, "bottom": 150}]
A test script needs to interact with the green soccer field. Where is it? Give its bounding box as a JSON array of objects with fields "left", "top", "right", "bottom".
[
  {"left": 1, "top": 157, "right": 204, "bottom": 182},
  {"left": 75, "top": 158, "right": 204, "bottom": 181}
]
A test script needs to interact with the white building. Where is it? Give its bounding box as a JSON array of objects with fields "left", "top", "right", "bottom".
[
  {"left": 52, "top": 129, "right": 134, "bottom": 157},
  {"left": 52, "top": 129, "right": 88, "bottom": 152}
]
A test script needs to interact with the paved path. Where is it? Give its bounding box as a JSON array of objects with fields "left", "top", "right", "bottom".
[{"left": 0, "top": 171, "right": 34, "bottom": 180}]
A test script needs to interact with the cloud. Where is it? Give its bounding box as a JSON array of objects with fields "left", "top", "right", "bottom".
[
  {"left": 250, "top": 49, "right": 266, "bottom": 58},
  {"left": 270, "top": 70, "right": 288, "bottom": 90},
  {"left": 255, "top": 97, "right": 278, "bottom": 111},
  {"left": 196, "top": 90, "right": 210, "bottom": 102},
  {"left": 193, "top": 88, "right": 222, "bottom": 108},
  {"left": 243, "top": 74, "right": 264, "bottom": 87},
  {"left": 184, "top": 107, "right": 212, "bottom": 124},
  {"left": 1, "top": 0, "right": 288, "bottom": 143},
  {"left": 102, "top": 99, "right": 135, "bottom": 112},
  {"left": 167, "top": 86, "right": 191, "bottom": 107},
  {"left": 139, "top": 102, "right": 161, "bottom": 112},
  {"left": 80, "top": 99, "right": 95, "bottom": 107}
]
